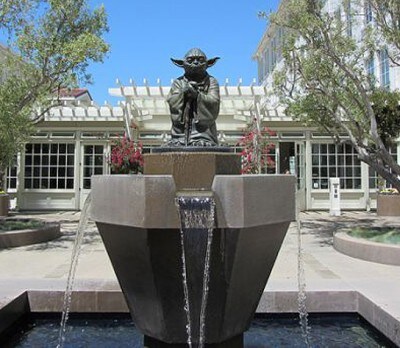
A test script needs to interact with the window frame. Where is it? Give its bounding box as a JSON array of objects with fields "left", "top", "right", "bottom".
[{"left": 23, "top": 142, "right": 76, "bottom": 191}]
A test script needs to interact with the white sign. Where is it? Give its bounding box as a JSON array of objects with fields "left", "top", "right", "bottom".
[{"left": 329, "top": 178, "right": 341, "bottom": 216}]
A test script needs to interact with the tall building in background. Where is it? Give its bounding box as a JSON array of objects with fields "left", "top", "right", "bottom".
[{"left": 253, "top": 0, "right": 400, "bottom": 210}]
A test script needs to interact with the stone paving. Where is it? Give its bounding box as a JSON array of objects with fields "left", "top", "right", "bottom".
[
  {"left": 0, "top": 210, "right": 400, "bottom": 344},
  {"left": 0, "top": 210, "right": 399, "bottom": 293}
]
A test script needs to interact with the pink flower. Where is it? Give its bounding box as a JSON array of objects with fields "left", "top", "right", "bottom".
[{"left": 108, "top": 137, "right": 143, "bottom": 174}]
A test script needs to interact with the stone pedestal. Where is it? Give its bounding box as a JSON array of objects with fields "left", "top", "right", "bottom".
[{"left": 144, "top": 152, "right": 241, "bottom": 191}]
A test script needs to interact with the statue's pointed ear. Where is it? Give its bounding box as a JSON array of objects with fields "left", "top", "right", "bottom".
[
  {"left": 207, "top": 57, "right": 220, "bottom": 68},
  {"left": 171, "top": 58, "right": 184, "bottom": 67}
]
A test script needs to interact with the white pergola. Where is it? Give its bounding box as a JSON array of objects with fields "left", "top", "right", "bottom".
[
  {"left": 43, "top": 100, "right": 125, "bottom": 121},
  {"left": 109, "top": 80, "right": 289, "bottom": 137},
  {"left": 42, "top": 80, "right": 289, "bottom": 140}
]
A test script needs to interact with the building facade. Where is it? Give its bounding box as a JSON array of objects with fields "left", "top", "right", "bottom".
[
  {"left": 253, "top": 0, "right": 400, "bottom": 210},
  {"left": 4, "top": 0, "right": 400, "bottom": 211},
  {"left": 6, "top": 84, "right": 279, "bottom": 210}
]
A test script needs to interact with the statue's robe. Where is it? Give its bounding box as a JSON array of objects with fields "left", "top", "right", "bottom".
[{"left": 167, "top": 73, "right": 220, "bottom": 146}]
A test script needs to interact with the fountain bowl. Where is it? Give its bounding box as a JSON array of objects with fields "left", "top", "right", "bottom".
[{"left": 91, "top": 170, "right": 295, "bottom": 346}]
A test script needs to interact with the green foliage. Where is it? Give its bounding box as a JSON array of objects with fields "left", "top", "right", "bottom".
[
  {"left": 370, "top": 0, "right": 400, "bottom": 64},
  {"left": 0, "top": 0, "right": 109, "bottom": 191},
  {"left": 270, "top": 0, "right": 400, "bottom": 190},
  {"left": 0, "top": 219, "right": 45, "bottom": 232},
  {"left": 0, "top": 0, "right": 33, "bottom": 34},
  {"left": 371, "top": 90, "right": 400, "bottom": 146},
  {"left": 348, "top": 227, "right": 400, "bottom": 245}
]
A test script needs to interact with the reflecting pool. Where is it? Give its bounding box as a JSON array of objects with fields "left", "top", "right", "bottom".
[{"left": 2, "top": 314, "right": 395, "bottom": 348}]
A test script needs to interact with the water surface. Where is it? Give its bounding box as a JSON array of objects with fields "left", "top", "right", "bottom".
[{"left": 2, "top": 314, "right": 395, "bottom": 348}]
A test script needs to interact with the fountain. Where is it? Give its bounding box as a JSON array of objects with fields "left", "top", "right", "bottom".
[{"left": 90, "top": 49, "right": 296, "bottom": 347}]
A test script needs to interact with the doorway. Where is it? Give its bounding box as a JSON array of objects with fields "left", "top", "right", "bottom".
[
  {"left": 279, "top": 142, "right": 306, "bottom": 210},
  {"left": 79, "top": 144, "right": 106, "bottom": 209}
]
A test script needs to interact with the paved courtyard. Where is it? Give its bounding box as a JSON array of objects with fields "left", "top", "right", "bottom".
[{"left": 0, "top": 210, "right": 399, "bottom": 344}]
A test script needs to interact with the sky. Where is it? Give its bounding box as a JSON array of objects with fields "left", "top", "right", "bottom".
[{"left": 85, "top": 0, "right": 280, "bottom": 105}]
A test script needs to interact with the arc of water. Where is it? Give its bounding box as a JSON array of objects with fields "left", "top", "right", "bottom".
[
  {"left": 56, "top": 193, "right": 92, "bottom": 348},
  {"left": 296, "top": 207, "right": 311, "bottom": 347}
]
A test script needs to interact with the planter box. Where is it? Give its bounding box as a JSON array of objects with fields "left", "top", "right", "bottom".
[
  {"left": 0, "top": 194, "right": 9, "bottom": 217},
  {"left": 334, "top": 231, "right": 400, "bottom": 266},
  {"left": 0, "top": 221, "right": 61, "bottom": 248},
  {"left": 377, "top": 194, "right": 400, "bottom": 216}
]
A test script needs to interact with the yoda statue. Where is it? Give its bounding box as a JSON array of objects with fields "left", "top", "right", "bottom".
[{"left": 166, "top": 48, "right": 220, "bottom": 147}]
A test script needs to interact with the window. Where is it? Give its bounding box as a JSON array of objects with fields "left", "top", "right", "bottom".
[
  {"left": 271, "top": 39, "right": 276, "bottom": 70},
  {"left": 142, "top": 145, "right": 159, "bottom": 154},
  {"left": 83, "top": 145, "right": 104, "bottom": 189},
  {"left": 367, "top": 54, "right": 375, "bottom": 85},
  {"left": 264, "top": 48, "right": 269, "bottom": 77},
  {"left": 335, "top": 8, "right": 342, "bottom": 31},
  {"left": 258, "top": 57, "right": 263, "bottom": 83},
  {"left": 365, "top": 0, "right": 373, "bottom": 23},
  {"left": 24, "top": 143, "right": 75, "bottom": 189},
  {"left": 6, "top": 159, "right": 18, "bottom": 190},
  {"left": 262, "top": 144, "right": 277, "bottom": 174},
  {"left": 277, "top": 27, "right": 284, "bottom": 61},
  {"left": 296, "top": 143, "right": 305, "bottom": 190},
  {"left": 311, "top": 143, "right": 361, "bottom": 190},
  {"left": 81, "top": 132, "right": 106, "bottom": 139},
  {"left": 380, "top": 48, "right": 390, "bottom": 89},
  {"left": 345, "top": 1, "right": 352, "bottom": 37}
]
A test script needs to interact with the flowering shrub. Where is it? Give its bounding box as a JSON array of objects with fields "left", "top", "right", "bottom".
[
  {"left": 237, "top": 120, "right": 276, "bottom": 174},
  {"left": 109, "top": 136, "right": 143, "bottom": 174}
]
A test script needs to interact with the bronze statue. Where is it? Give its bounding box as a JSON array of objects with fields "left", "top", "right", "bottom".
[{"left": 167, "top": 48, "right": 220, "bottom": 147}]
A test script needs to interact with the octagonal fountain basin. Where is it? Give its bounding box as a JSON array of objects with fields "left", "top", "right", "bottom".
[{"left": 90, "top": 174, "right": 295, "bottom": 346}]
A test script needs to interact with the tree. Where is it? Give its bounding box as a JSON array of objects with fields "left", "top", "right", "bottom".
[
  {"left": 270, "top": 0, "right": 400, "bottom": 190},
  {"left": 0, "top": 0, "right": 32, "bottom": 33},
  {"left": 0, "top": 0, "right": 109, "bottom": 191},
  {"left": 369, "top": 0, "right": 400, "bottom": 65}
]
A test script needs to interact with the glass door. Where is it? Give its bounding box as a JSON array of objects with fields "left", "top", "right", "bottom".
[
  {"left": 295, "top": 142, "right": 306, "bottom": 211},
  {"left": 278, "top": 141, "right": 306, "bottom": 210},
  {"left": 79, "top": 144, "right": 106, "bottom": 209}
]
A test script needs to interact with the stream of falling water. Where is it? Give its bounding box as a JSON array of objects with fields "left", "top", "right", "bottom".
[
  {"left": 56, "top": 193, "right": 92, "bottom": 348},
  {"left": 198, "top": 213, "right": 214, "bottom": 347},
  {"left": 176, "top": 195, "right": 216, "bottom": 348},
  {"left": 296, "top": 209, "right": 311, "bottom": 347},
  {"left": 179, "top": 226, "right": 193, "bottom": 348}
]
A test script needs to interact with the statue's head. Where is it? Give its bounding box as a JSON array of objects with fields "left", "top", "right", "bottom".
[{"left": 171, "top": 48, "right": 219, "bottom": 79}]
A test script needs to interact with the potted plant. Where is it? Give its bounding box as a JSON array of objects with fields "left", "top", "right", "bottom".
[{"left": 377, "top": 188, "right": 400, "bottom": 216}]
